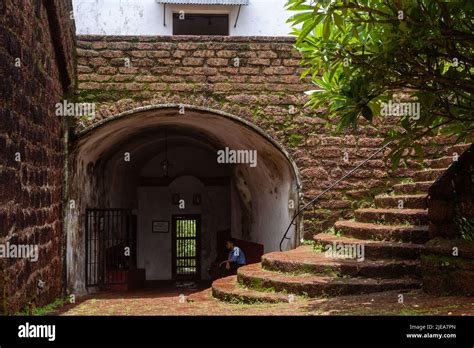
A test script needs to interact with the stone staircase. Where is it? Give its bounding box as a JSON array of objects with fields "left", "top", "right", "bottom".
[{"left": 211, "top": 144, "right": 470, "bottom": 303}]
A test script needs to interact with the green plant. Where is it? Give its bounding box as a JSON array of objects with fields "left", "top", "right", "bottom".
[
  {"left": 286, "top": 0, "right": 474, "bottom": 167},
  {"left": 313, "top": 243, "right": 326, "bottom": 253},
  {"left": 399, "top": 177, "right": 415, "bottom": 184},
  {"left": 15, "top": 297, "right": 68, "bottom": 316},
  {"left": 288, "top": 134, "right": 305, "bottom": 147},
  {"left": 454, "top": 204, "right": 474, "bottom": 241},
  {"left": 300, "top": 239, "right": 315, "bottom": 246}
]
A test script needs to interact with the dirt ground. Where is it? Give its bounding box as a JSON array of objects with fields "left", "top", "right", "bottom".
[{"left": 53, "top": 284, "right": 474, "bottom": 316}]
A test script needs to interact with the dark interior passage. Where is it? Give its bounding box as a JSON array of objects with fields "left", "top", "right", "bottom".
[{"left": 67, "top": 106, "right": 301, "bottom": 293}]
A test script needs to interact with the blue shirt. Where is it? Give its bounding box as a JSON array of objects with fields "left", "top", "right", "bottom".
[{"left": 229, "top": 246, "right": 246, "bottom": 265}]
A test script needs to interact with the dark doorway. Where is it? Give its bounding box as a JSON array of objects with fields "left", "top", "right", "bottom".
[
  {"left": 85, "top": 209, "right": 137, "bottom": 287},
  {"left": 171, "top": 215, "right": 201, "bottom": 280},
  {"left": 70, "top": 107, "right": 301, "bottom": 293},
  {"left": 172, "top": 13, "right": 229, "bottom": 35}
]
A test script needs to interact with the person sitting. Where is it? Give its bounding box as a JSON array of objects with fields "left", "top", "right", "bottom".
[{"left": 219, "top": 239, "right": 246, "bottom": 277}]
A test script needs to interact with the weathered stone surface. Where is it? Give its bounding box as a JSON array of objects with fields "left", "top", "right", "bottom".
[
  {"left": 421, "top": 243, "right": 474, "bottom": 296},
  {"left": 208, "top": 131, "right": 469, "bottom": 303},
  {"left": 236, "top": 264, "right": 421, "bottom": 297},
  {"left": 427, "top": 145, "right": 473, "bottom": 240},
  {"left": 262, "top": 246, "right": 420, "bottom": 278},
  {"left": 74, "top": 35, "right": 460, "bottom": 265},
  {"left": 414, "top": 168, "right": 445, "bottom": 182},
  {"left": 212, "top": 276, "right": 289, "bottom": 304},
  {"left": 334, "top": 220, "right": 430, "bottom": 243},
  {"left": 0, "top": 0, "right": 76, "bottom": 314},
  {"left": 393, "top": 181, "right": 434, "bottom": 194},
  {"left": 355, "top": 208, "right": 429, "bottom": 225},
  {"left": 375, "top": 194, "right": 427, "bottom": 209}
]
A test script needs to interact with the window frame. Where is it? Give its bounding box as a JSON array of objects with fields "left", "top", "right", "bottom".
[{"left": 172, "top": 12, "right": 230, "bottom": 36}]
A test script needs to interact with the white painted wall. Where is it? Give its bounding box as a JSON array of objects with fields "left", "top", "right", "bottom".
[
  {"left": 137, "top": 176, "right": 230, "bottom": 280},
  {"left": 137, "top": 146, "right": 232, "bottom": 280},
  {"left": 72, "top": 0, "right": 292, "bottom": 36}
]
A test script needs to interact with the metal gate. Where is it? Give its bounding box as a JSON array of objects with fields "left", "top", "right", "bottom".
[
  {"left": 85, "top": 209, "right": 137, "bottom": 287},
  {"left": 172, "top": 215, "right": 201, "bottom": 280}
]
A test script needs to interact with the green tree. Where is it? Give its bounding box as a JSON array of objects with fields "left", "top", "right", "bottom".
[{"left": 287, "top": 0, "right": 474, "bottom": 166}]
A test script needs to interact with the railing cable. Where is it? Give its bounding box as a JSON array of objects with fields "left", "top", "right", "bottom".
[{"left": 279, "top": 140, "right": 393, "bottom": 251}]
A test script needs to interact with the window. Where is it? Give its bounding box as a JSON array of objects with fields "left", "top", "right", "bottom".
[
  {"left": 173, "top": 13, "right": 229, "bottom": 35},
  {"left": 172, "top": 215, "right": 201, "bottom": 280}
]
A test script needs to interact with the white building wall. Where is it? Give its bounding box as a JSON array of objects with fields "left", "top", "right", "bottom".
[
  {"left": 72, "top": 0, "right": 292, "bottom": 36},
  {"left": 137, "top": 178, "right": 230, "bottom": 280}
]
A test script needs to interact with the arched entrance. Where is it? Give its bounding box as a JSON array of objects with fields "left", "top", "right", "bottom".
[{"left": 66, "top": 105, "right": 302, "bottom": 293}]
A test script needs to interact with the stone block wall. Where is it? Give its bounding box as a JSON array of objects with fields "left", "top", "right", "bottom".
[
  {"left": 74, "top": 35, "right": 456, "bottom": 238},
  {"left": 422, "top": 239, "right": 474, "bottom": 296},
  {"left": 428, "top": 144, "right": 473, "bottom": 239},
  {"left": 0, "top": 1, "right": 466, "bottom": 312},
  {"left": 0, "top": 0, "right": 76, "bottom": 314}
]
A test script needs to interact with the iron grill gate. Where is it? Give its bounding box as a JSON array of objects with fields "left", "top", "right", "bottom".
[
  {"left": 85, "top": 209, "right": 137, "bottom": 287},
  {"left": 172, "top": 215, "right": 201, "bottom": 280}
]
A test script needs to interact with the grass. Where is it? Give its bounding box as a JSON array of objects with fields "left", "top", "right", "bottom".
[
  {"left": 288, "top": 134, "right": 305, "bottom": 147},
  {"left": 372, "top": 219, "right": 415, "bottom": 227},
  {"left": 15, "top": 297, "right": 68, "bottom": 316},
  {"left": 243, "top": 277, "right": 280, "bottom": 294},
  {"left": 317, "top": 226, "right": 340, "bottom": 237},
  {"left": 399, "top": 177, "right": 415, "bottom": 184},
  {"left": 300, "top": 239, "right": 315, "bottom": 246},
  {"left": 313, "top": 243, "right": 325, "bottom": 253},
  {"left": 332, "top": 302, "right": 456, "bottom": 316}
]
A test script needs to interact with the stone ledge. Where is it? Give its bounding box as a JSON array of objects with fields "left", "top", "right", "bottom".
[{"left": 77, "top": 35, "right": 296, "bottom": 43}]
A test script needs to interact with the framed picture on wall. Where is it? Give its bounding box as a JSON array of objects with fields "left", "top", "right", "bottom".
[{"left": 152, "top": 220, "right": 169, "bottom": 233}]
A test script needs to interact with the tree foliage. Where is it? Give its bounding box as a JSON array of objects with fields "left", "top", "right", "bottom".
[{"left": 287, "top": 0, "right": 474, "bottom": 166}]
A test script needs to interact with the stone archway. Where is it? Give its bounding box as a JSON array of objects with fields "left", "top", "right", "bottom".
[{"left": 66, "top": 105, "right": 302, "bottom": 293}]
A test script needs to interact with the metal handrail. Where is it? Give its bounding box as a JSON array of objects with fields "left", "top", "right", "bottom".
[{"left": 279, "top": 140, "right": 393, "bottom": 251}]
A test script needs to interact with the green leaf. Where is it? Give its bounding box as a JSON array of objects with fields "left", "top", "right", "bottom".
[
  {"left": 322, "top": 16, "right": 331, "bottom": 41},
  {"left": 413, "top": 144, "right": 424, "bottom": 158},
  {"left": 296, "top": 18, "right": 319, "bottom": 43},
  {"left": 286, "top": 0, "right": 474, "bottom": 168},
  {"left": 398, "top": 21, "right": 408, "bottom": 32},
  {"left": 333, "top": 13, "right": 345, "bottom": 31},
  {"left": 367, "top": 100, "right": 381, "bottom": 117},
  {"left": 351, "top": 26, "right": 360, "bottom": 40}
]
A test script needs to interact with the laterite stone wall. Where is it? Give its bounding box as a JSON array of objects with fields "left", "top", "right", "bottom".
[
  {"left": 75, "top": 35, "right": 455, "bottom": 237},
  {"left": 0, "top": 0, "right": 76, "bottom": 314}
]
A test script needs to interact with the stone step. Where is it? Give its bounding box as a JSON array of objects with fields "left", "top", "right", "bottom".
[
  {"left": 413, "top": 168, "right": 445, "bottom": 182},
  {"left": 314, "top": 233, "right": 425, "bottom": 260},
  {"left": 334, "top": 220, "right": 429, "bottom": 243},
  {"left": 447, "top": 143, "right": 471, "bottom": 156},
  {"left": 237, "top": 264, "right": 421, "bottom": 298},
  {"left": 375, "top": 194, "right": 427, "bottom": 209},
  {"left": 424, "top": 156, "right": 453, "bottom": 169},
  {"left": 355, "top": 208, "right": 429, "bottom": 225},
  {"left": 211, "top": 275, "right": 289, "bottom": 304},
  {"left": 424, "top": 238, "right": 474, "bottom": 259},
  {"left": 262, "top": 246, "right": 420, "bottom": 279},
  {"left": 393, "top": 181, "right": 433, "bottom": 194}
]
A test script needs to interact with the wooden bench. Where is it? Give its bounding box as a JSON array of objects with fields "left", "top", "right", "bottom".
[{"left": 233, "top": 239, "right": 264, "bottom": 264}]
